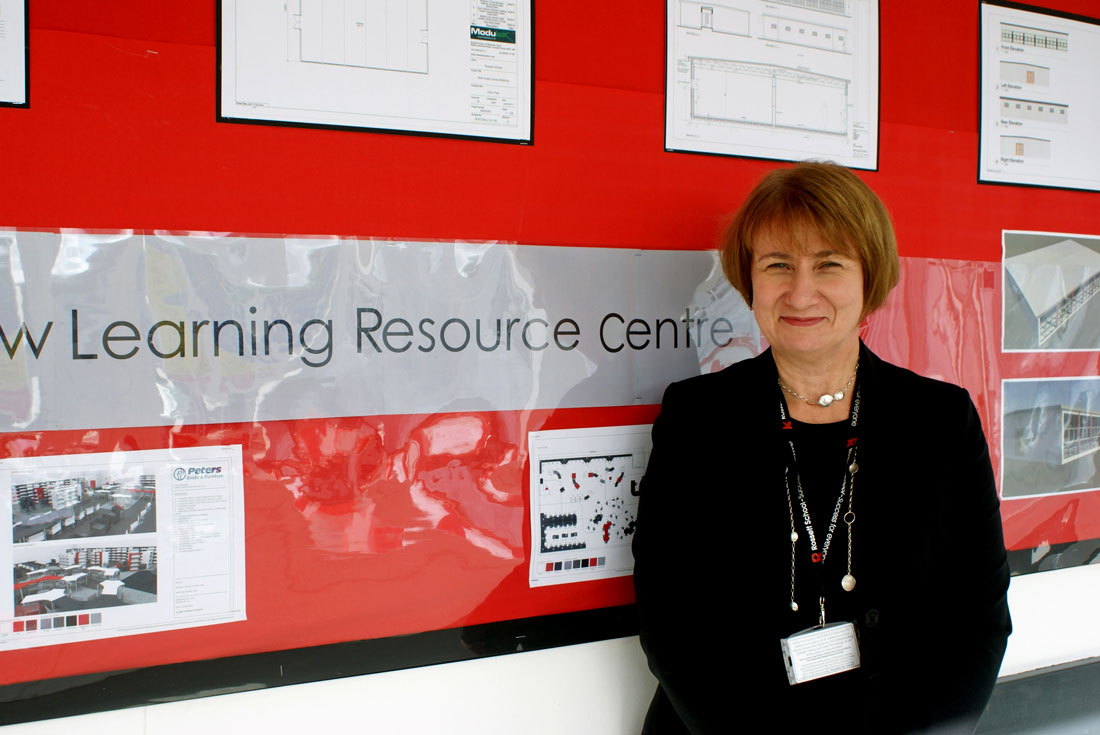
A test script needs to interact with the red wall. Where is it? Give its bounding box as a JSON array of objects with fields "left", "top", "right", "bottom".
[
  {"left": 3, "top": 1, "right": 1096, "bottom": 254},
  {"left": 2, "top": 0, "right": 1099, "bottom": 686}
]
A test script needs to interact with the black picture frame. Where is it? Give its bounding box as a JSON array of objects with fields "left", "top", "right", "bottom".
[
  {"left": 0, "top": 0, "right": 29, "bottom": 109},
  {"left": 215, "top": 0, "right": 534, "bottom": 145},
  {"left": 977, "top": 0, "right": 1100, "bottom": 193}
]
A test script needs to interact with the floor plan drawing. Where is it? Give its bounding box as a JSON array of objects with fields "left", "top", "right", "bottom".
[
  {"left": 691, "top": 58, "right": 848, "bottom": 135},
  {"left": 980, "top": 4, "right": 1100, "bottom": 192},
  {"left": 288, "top": 0, "right": 429, "bottom": 74},
  {"left": 536, "top": 453, "right": 640, "bottom": 553},
  {"left": 665, "top": 0, "right": 877, "bottom": 168},
  {"left": 528, "top": 425, "right": 650, "bottom": 587}
]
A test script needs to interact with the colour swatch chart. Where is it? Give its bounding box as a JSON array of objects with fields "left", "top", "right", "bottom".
[{"left": 528, "top": 425, "right": 650, "bottom": 587}]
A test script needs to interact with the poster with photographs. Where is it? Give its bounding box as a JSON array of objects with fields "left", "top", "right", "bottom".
[
  {"left": 1002, "top": 376, "right": 1100, "bottom": 575},
  {"left": 1002, "top": 377, "right": 1100, "bottom": 500},
  {"left": 2, "top": 445, "right": 245, "bottom": 651}
]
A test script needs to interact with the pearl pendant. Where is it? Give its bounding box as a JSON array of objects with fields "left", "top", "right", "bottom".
[
  {"left": 833, "top": 391, "right": 845, "bottom": 402},
  {"left": 790, "top": 601, "right": 799, "bottom": 611},
  {"left": 818, "top": 394, "right": 834, "bottom": 407},
  {"left": 790, "top": 531, "right": 799, "bottom": 543},
  {"left": 841, "top": 574, "right": 857, "bottom": 592},
  {"left": 849, "top": 462, "right": 859, "bottom": 474}
]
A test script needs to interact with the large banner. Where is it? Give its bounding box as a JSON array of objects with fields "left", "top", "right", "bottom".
[{"left": 0, "top": 232, "right": 749, "bottom": 430}]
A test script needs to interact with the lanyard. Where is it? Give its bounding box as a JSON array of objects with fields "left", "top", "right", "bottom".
[{"left": 778, "top": 380, "right": 861, "bottom": 623}]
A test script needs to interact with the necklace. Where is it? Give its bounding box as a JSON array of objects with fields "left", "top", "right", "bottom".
[
  {"left": 785, "top": 445, "right": 858, "bottom": 613},
  {"left": 778, "top": 382, "right": 862, "bottom": 622},
  {"left": 778, "top": 360, "right": 858, "bottom": 408}
]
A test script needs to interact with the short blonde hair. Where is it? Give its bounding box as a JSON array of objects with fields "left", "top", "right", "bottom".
[{"left": 720, "top": 161, "right": 899, "bottom": 317}]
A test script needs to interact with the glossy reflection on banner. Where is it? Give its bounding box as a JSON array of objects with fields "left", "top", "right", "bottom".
[{"left": 1, "top": 230, "right": 1098, "bottom": 686}]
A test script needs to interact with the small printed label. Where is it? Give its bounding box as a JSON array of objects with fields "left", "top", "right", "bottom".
[{"left": 470, "top": 26, "right": 516, "bottom": 44}]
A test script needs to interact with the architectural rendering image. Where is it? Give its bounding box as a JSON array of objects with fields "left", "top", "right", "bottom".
[
  {"left": 1002, "top": 378, "right": 1100, "bottom": 499},
  {"left": 1003, "top": 233, "right": 1100, "bottom": 350},
  {"left": 12, "top": 546, "right": 158, "bottom": 617},
  {"left": 12, "top": 470, "right": 156, "bottom": 544}
]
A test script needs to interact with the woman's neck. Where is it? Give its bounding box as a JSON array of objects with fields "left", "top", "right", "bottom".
[{"left": 773, "top": 342, "right": 860, "bottom": 424}]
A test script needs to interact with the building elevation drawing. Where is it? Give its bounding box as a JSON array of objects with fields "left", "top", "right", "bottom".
[
  {"left": 980, "top": 3, "right": 1100, "bottom": 192},
  {"left": 1003, "top": 235, "right": 1100, "bottom": 350},
  {"left": 666, "top": 0, "right": 878, "bottom": 169}
]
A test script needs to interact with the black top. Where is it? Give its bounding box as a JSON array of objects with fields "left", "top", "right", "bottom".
[
  {"left": 789, "top": 417, "right": 856, "bottom": 610},
  {"left": 633, "top": 343, "right": 1011, "bottom": 735}
]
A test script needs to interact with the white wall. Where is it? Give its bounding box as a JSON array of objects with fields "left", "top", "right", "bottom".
[
  {"left": 1000, "top": 564, "right": 1100, "bottom": 676},
  {"left": 10, "top": 565, "right": 1100, "bottom": 734},
  {"left": 5, "top": 636, "right": 658, "bottom": 735}
]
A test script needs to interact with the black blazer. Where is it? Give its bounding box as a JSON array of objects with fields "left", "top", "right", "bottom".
[{"left": 633, "top": 343, "right": 1012, "bottom": 734}]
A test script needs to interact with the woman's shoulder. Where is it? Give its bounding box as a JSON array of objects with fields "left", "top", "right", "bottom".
[
  {"left": 863, "top": 349, "right": 976, "bottom": 427},
  {"left": 662, "top": 349, "right": 774, "bottom": 404},
  {"left": 652, "top": 352, "right": 775, "bottom": 447},
  {"left": 868, "top": 352, "right": 970, "bottom": 401}
]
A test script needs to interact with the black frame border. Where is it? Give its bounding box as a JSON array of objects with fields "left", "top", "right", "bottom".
[
  {"left": 661, "top": 0, "right": 882, "bottom": 172},
  {"left": 0, "top": 0, "right": 29, "bottom": 109},
  {"left": 976, "top": 0, "right": 1100, "bottom": 194},
  {"left": 214, "top": 0, "right": 534, "bottom": 146},
  {"left": 0, "top": 604, "right": 638, "bottom": 726}
]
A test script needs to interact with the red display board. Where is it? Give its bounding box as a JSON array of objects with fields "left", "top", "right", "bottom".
[{"left": 2, "top": 0, "right": 1099, "bottom": 694}]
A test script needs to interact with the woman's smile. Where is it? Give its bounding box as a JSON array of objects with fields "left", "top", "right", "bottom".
[{"left": 750, "top": 227, "right": 865, "bottom": 365}]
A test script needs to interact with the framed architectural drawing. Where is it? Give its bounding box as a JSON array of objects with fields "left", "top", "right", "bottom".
[
  {"left": 979, "top": 1, "right": 1100, "bottom": 191},
  {"left": 219, "top": 0, "right": 532, "bottom": 143},
  {"left": 665, "top": 0, "right": 879, "bottom": 169}
]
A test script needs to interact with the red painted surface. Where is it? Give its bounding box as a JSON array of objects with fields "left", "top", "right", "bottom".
[
  {"left": 1, "top": 0, "right": 1099, "bottom": 686},
  {"left": 864, "top": 260, "right": 1100, "bottom": 551},
  {"left": 0, "top": 406, "right": 654, "bottom": 685},
  {"left": 14, "top": 576, "right": 64, "bottom": 591},
  {"left": 0, "top": 3, "right": 1094, "bottom": 249}
]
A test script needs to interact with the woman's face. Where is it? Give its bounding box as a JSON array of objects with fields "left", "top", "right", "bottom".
[{"left": 749, "top": 227, "right": 864, "bottom": 364}]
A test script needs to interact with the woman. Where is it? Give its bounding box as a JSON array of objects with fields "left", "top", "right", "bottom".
[{"left": 632, "top": 162, "right": 1011, "bottom": 734}]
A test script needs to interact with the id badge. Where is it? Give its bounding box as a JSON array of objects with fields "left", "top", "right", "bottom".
[{"left": 780, "top": 622, "right": 860, "bottom": 685}]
